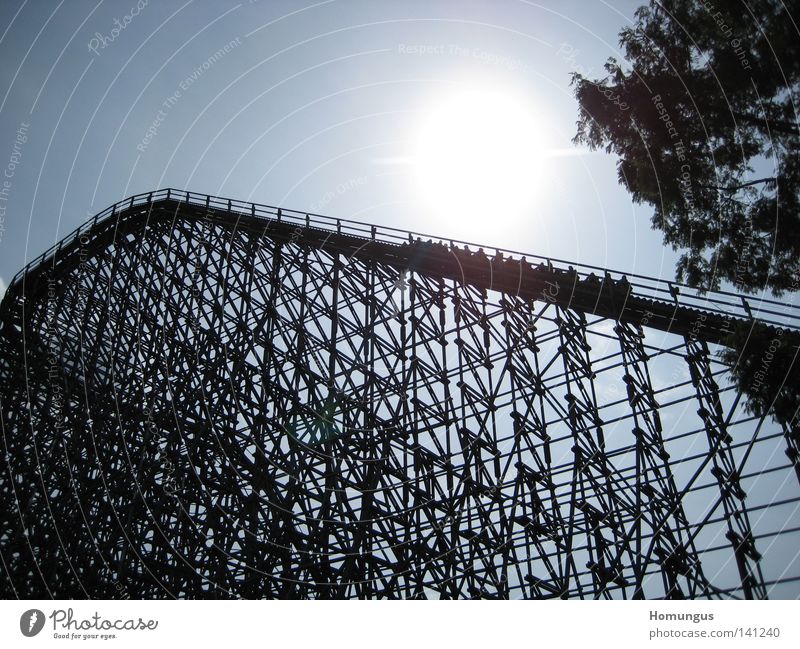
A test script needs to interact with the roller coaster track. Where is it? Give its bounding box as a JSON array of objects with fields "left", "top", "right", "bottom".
[{"left": 1, "top": 189, "right": 798, "bottom": 599}]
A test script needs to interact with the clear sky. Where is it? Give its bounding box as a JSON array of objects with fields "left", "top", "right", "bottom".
[
  {"left": 0, "top": 0, "right": 797, "bottom": 599},
  {"left": 0, "top": 0, "right": 675, "bottom": 293}
]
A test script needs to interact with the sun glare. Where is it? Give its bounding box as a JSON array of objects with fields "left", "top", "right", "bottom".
[{"left": 414, "top": 87, "right": 543, "bottom": 229}]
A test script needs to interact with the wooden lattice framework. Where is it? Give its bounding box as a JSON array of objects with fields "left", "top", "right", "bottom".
[{"left": 1, "top": 189, "right": 798, "bottom": 599}]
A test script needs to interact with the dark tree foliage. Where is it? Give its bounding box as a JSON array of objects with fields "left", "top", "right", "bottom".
[
  {"left": 720, "top": 323, "right": 800, "bottom": 425},
  {"left": 572, "top": 0, "right": 800, "bottom": 295},
  {"left": 572, "top": 0, "right": 800, "bottom": 425}
]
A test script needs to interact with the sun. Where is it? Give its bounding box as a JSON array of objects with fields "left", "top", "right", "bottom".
[{"left": 413, "top": 86, "right": 544, "bottom": 231}]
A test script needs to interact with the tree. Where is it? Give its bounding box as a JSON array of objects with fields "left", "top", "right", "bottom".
[
  {"left": 571, "top": 0, "right": 800, "bottom": 425},
  {"left": 572, "top": 0, "right": 800, "bottom": 295},
  {"left": 719, "top": 322, "right": 800, "bottom": 425}
]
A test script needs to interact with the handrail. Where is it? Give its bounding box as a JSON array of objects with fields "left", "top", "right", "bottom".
[{"left": 8, "top": 188, "right": 800, "bottom": 333}]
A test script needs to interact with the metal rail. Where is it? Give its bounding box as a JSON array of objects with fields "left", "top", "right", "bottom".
[{"left": 9, "top": 188, "right": 800, "bottom": 334}]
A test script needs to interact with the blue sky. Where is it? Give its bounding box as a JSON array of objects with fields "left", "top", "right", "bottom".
[
  {"left": 1, "top": 0, "right": 798, "bottom": 599},
  {"left": 0, "top": 0, "right": 680, "bottom": 292}
]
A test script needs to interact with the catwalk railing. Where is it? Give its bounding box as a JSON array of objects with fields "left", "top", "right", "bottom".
[{"left": 8, "top": 188, "right": 800, "bottom": 335}]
